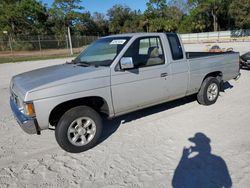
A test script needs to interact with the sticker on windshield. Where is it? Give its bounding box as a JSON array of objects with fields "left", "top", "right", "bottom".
[{"left": 110, "top": 40, "right": 126, "bottom": 45}]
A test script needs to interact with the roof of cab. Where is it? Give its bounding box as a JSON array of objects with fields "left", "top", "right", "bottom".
[{"left": 102, "top": 32, "right": 166, "bottom": 38}]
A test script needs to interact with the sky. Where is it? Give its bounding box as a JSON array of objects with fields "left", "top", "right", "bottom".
[{"left": 42, "top": 0, "right": 148, "bottom": 14}]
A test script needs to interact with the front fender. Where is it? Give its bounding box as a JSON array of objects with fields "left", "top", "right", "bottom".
[{"left": 33, "top": 87, "right": 113, "bottom": 130}]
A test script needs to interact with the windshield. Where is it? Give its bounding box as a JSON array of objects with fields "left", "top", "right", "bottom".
[{"left": 75, "top": 37, "right": 131, "bottom": 67}]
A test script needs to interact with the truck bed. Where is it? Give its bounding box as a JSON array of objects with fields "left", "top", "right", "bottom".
[
  {"left": 186, "top": 51, "right": 239, "bottom": 94},
  {"left": 186, "top": 51, "right": 236, "bottom": 59}
]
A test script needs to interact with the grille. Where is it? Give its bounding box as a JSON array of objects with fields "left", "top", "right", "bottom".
[{"left": 11, "top": 90, "right": 21, "bottom": 108}]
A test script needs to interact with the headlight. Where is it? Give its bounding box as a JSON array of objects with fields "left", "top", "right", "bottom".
[{"left": 23, "top": 102, "right": 35, "bottom": 117}]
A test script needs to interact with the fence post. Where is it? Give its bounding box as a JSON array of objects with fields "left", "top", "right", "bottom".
[
  {"left": 77, "top": 37, "right": 80, "bottom": 53},
  {"left": 65, "top": 35, "right": 69, "bottom": 56},
  {"left": 8, "top": 35, "right": 14, "bottom": 61},
  {"left": 38, "top": 35, "right": 42, "bottom": 56}
]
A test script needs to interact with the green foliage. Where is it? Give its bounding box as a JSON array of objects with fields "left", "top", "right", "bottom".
[
  {"left": 0, "top": 0, "right": 249, "bottom": 40},
  {"left": 145, "top": 0, "right": 167, "bottom": 18},
  {"left": 107, "top": 5, "right": 145, "bottom": 33},
  {"left": 49, "top": 0, "right": 83, "bottom": 37},
  {"left": 92, "top": 12, "right": 109, "bottom": 36},
  {"left": 178, "top": 6, "right": 212, "bottom": 33},
  {"left": 0, "top": 0, "right": 48, "bottom": 36},
  {"left": 229, "top": 0, "right": 250, "bottom": 29},
  {"left": 12, "top": 42, "right": 33, "bottom": 51},
  {"left": 144, "top": 0, "right": 183, "bottom": 32},
  {"left": 107, "top": 4, "right": 133, "bottom": 33},
  {"left": 187, "top": 0, "right": 233, "bottom": 31}
]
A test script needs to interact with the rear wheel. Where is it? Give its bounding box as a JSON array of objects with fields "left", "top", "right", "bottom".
[
  {"left": 197, "top": 77, "right": 220, "bottom": 105},
  {"left": 55, "top": 106, "right": 102, "bottom": 153}
]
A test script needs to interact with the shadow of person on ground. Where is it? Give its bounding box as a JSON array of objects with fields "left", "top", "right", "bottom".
[{"left": 172, "top": 133, "right": 232, "bottom": 188}]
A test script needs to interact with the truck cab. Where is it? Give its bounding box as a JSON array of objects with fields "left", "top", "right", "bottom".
[{"left": 110, "top": 33, "right": 189, "bottom": 115}]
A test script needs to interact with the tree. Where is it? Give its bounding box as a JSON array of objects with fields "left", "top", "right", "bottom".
[
  {"left": 122, "top": 10, "right": 145, "bottom": 33},
  {"left": 92, "top": 12, "right": 109, "bottom": 36},
  {"left": 188, "top": 0, "right": 232, "bottom": 31},
  {"left": 49, "top": 0, "right": 84, "bottom": 37},
  {"left": 145, "top": 0, "right": 183, "bottom": 32},
  {"left": 107, "top": 4, "right": 133, "bottom": 33},
  {"left": 229, "top": 0, "right": 250, "bottom": 29},
  {"left": 0, "top": 0, "right": 48, "bottom": 36},
  {"left": 74, "top": 12, "right": 100, "bottom": 36},
  {"left": 178, "top": 9, "right": 211, "bottom": 33},
  {"left": 168, "top": 0, "right": 189, "bottom": 14}
]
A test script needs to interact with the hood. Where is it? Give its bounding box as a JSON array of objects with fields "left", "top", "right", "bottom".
[{"left": 11, "top": 63, "right": 110, "bottom": 100}]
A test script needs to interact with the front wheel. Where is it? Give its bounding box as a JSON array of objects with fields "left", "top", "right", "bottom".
[
  {"left": 55, "top": 106, "right": 102, "bottom": 153},
  {"left": 197, "top": 77, "right": 220, "bottom": 105}
]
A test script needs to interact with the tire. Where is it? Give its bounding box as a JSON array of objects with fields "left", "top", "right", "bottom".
[
  {"left": 55, "top": 106, "right": 102, "bottom": 153},
  {"left": 197, "top": 77, "right": 220, "bottom": 106}
]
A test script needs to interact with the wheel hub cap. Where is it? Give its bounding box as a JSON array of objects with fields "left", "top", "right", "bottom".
[
  {"left": 207, "top": 83, "right": 218, "bottom": 101},
  {"left": 67, "top": 117, "right": 96, "bottom": 146},
  {"left": 77, "top": 127, "right": 86, "bottom": 135}
]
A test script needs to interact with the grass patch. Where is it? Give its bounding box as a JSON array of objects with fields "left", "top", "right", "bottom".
[{"left": 0, "top": 54, "right": 78, "bottom": 64}]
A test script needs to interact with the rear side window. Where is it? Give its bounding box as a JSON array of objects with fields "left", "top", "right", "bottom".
[{"left": 166, "top": 34, "right": 183, "bottom": 60}]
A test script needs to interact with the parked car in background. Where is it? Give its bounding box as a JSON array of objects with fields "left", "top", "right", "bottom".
[
  {"left": 10, "top": 33, "right": 241, "bottom": 153},
  {"left": 240, "top": 52, "right": 250, "bottom": 69}
]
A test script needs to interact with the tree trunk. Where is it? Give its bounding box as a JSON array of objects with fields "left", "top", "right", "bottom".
[{"left": 212, "top": 9, "right": 218, "bottom": 31}]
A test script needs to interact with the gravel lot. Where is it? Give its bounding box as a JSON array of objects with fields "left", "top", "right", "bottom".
[{"left": 0, "top": 46, "right": 250, "bottom": 187}]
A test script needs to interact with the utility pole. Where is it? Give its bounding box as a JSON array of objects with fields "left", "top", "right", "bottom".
[{"left": 68, "top": 26, "right": 73, "bottom": 56}]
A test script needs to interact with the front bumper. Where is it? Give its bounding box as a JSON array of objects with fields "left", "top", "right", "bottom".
[{"left": 10, "top": 97, "right": 38, "bottom": 134}]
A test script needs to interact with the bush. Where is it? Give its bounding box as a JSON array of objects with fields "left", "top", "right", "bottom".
[{"left": 12, "top": 42, "right": 33, "bottom": 51}]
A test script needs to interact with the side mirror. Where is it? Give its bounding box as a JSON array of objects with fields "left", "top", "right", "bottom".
[{"left": 120, "top": 57, "right": 134, "bottom": 70}]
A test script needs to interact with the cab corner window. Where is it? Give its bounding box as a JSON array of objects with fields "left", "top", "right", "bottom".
[
  {"left": 167, "top": 34, "right": 183, "bottom": 61},
  {"left": 123, "top": 36, "right": 165, "bottom": 68}
]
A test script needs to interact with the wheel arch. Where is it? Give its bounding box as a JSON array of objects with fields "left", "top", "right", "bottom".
[
  {"left": 49, "top": 96, "right": 110, "bottom": 126},
  {"left": 203, "top": 71, "right": 223, "bottom": 82}
]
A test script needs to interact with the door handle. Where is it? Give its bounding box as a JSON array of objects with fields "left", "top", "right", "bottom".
[{"left": 161, "top": 73, "right": 168, "bottom": 77}]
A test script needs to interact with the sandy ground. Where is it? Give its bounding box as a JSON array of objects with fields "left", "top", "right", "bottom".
[{"left": 0, "top": 47, "right": 250, "bottom": 187}]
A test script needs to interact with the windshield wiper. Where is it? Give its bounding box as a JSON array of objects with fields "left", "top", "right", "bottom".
[
  {"left": 77, "top": 62, "right": 101, "bottom": 68},
  {"left": 77, "top": 61, "right": 91, "bottom": 67}
]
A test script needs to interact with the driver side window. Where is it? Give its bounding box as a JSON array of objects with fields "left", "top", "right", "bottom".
[{"left": 123, "top": 36, "right": 165, "bottom": 68}]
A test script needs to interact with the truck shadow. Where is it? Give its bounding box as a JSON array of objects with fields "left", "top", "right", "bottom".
[
  {"left": 99, "top": 94, "right": 197, "bottom": 143},
  {"left": 99, "top": 82, "right": 233, "bottom": 144},
  {"left": 172, "top": 133, "right": 232, "bottom": 188}
]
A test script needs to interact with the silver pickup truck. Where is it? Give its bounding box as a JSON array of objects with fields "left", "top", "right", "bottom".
[{"left": 10, "top": 33, "right": 240, "bottom": 153}]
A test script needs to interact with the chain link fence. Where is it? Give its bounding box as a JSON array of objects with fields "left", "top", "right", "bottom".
[
  {"left": 0, "top": 35, "right": 99, "bottom": 63},
  {"left": 1, "top": 30, "right": 250, "bottom": 63}
]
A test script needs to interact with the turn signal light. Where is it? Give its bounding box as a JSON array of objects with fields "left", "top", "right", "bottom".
[{"left": 25, "top": 103, "right": 35, "bottom": 117}]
